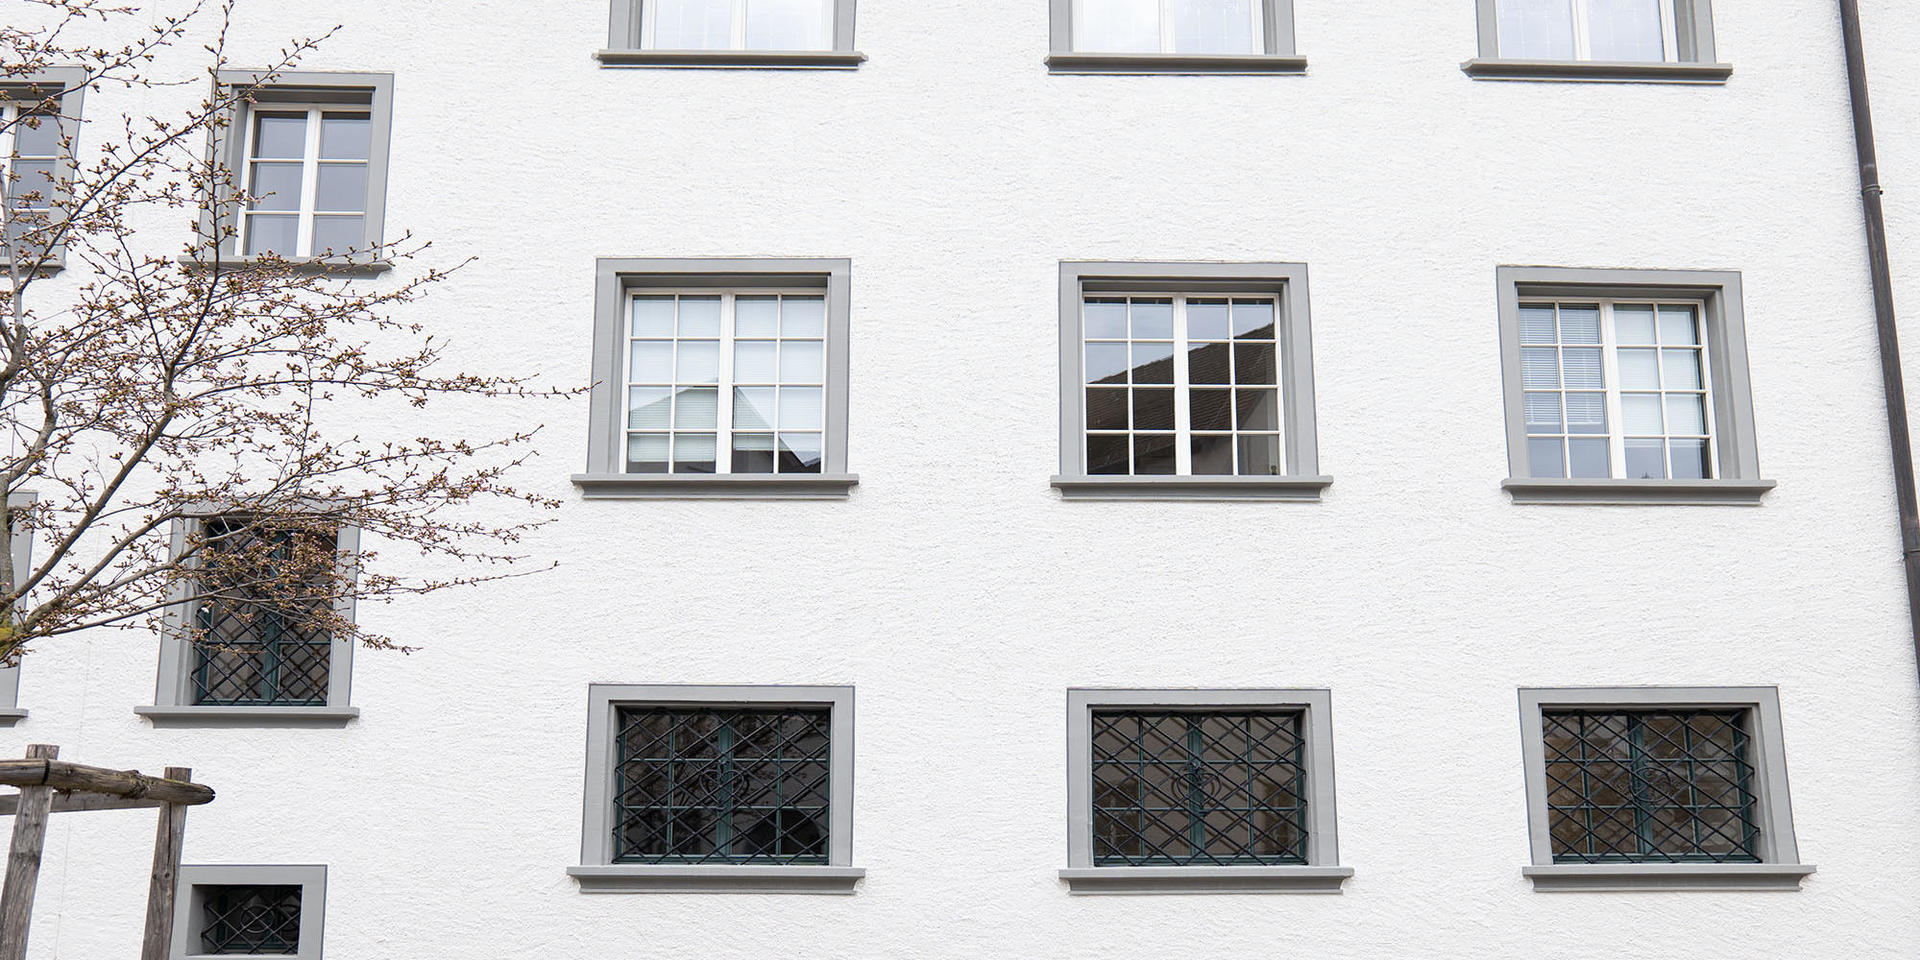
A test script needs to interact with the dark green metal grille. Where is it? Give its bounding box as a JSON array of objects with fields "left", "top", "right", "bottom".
[
  {"left": 199, "top": 884, "right": 301, "bottom": 955},
  {"left": 191, "top": 519, "right": 332, "bottom": 707},
  {"left": 1543, "top": 709, "right": 1760, "bottom": 864},
  {"left": 614, "top": 706, "right": 831, "bottom": 864},
  {"left": 1090, "top": 709, "right": 1308, "bottom": 866}
]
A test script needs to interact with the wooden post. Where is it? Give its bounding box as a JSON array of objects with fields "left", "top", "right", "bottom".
[
  {"left": 0, "top": 745, "right": 57, "bottom": 960},
  {"left": 138, "top": 766, "right": 190, "bottom": 960}
]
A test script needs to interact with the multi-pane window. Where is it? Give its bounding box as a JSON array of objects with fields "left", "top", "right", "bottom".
[
  {"left": 1495, "top": 0, "right": 1681, "bottom": 62},
  {"left": 1090, "top": 709, "right": 1308, "bottom": 866},
  {"left": 644, "top": 0, "right": 835, "bottom": 50},
  {"left": 612, "top": 706, "right": 831, "bottom": 865},
  {"left": 1520, "top": 299, "right": 1713, "bottom": 481},
  {"left": 1542, "top": 709, "right": 1760, "bottom": 864},
  {"left": 198, "top": 885, "right": 303, "bottom": 955},
  {"left": 1073, "top": 0, "right": 1270, "bottom": 54},
  {"left": 1083, "top": 295, "right": 1281, "bottom": 477},
  {"left": 1, "top": 103, "right": 60, "bottom": 224},
  {"left": 189, "top": 518, "right": 335, "bottom": 707},
  {"left": 238, "top": 107, "right": 371, "bottom": 257},
  {"left": 625, "top": 292, "right": 827, "bottom": 475}
]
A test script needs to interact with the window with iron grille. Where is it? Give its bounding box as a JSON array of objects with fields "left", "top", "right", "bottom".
[
  {"left": 1542, "top": 709, "right": 1759, "bottom": 863},
  {"left": 190, "top": 518, "right": 337, "bottom": 708},
  {"left": 198, "top": 884, "right": 302, "bottom": 954},
  {"left": 172, "top": 864, "right": 326, "bottom": 960}
]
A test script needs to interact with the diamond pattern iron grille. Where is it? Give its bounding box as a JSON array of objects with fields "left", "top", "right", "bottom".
[
  {"left": 1090, "top": 709, "right": 1308, "bottom": 866},
  {"left": 191, "top": 519, "right": 333, "bottom": 706},
  {"left": 199, "top": 884, "right": 302, "bottom": 955},
  {"left": 1543, "top": 709, "right": 1761, "bottom": 863},
  {"left": 614, "top": 706, "right": 831, "bottom": 864}
]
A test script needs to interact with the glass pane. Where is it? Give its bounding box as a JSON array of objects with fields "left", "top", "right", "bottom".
[
  {"left": 1084, "top": 299, "right": 1129, "bottom": 339},
  {"left": 1233, "top": 300, "right": 1275, "bottom": 339},
  {"left": 1528, "top": 437, "right": 1566, "bottom": 478},
  {"left": 780, "top": 340, "right": 825, "bottom": 383},
  {"left": 1519, "top": 305, "right": 1557, "bottom": 343},
  {"left": 1187, "top": 300, "right": 1231, "bottom": 340},
  {"left": 1188, "top": 342, "right": 1231, "bottom": 385},
  {"left": 679, "top": 296, "right": 722, "bottom": 337},
  {"left": 736, "top": 295, "right": 780, "bottom": 336},
  {"left": 676, "top": 341, "right": 720, "bottom": 383},
  {"left": 1496, "top": 0, "right": 1575, "bottom": 59},
  {"left": 1133, "top": 434, "right": 1177, "bottom": 475},
  {"left": 1173, "top": 0, "right": 1254, "bottom": 54},
  {"left": 314, "top": 164, "right": 366, "bottom": 211},
  {"left": 1568, "top": 438, "right": 1609, "bottom": 478},
  {"left": 674, "top": 387, "right": 718, "bottom": 429},
  {"left": 243, "top": 214, "right": 297, "bottom": 255},
  {"left": 1524, "top": 392, "right": 1562, "bottom": 433},
  {"left": 1234, "top": 342, "right": 1277, "bottom": 385},
  {"left": 1564, "top": 392, "right": 1606, "bottom": 433},
  {"left": 632, "top": 296, "right": 676, "bottom": 337},
  {"left": 1236, "top": 389, "right": 1278, "bottom": 431},
  {"left": 4, "top": 160, "right": 53, "bottom": 206},
  {"left": 1087, "top": 342, "right": 1130, "bottom": 383},
  {"left": 1615, "top": 304, "right": 1657, "bottom": 343},
  {"left": 1086, "top": 388, "right": 1129, "bottom": 431},
  {"left": 1586, "top": 0, "right": 1666, "bottom": 62},
  {"left": 1131, "top": 299, "right": 1174, "bottom": 339},
  {"left": 1561, "top": 347, "right": 1602, "bottom": 388},
  {"left": 1625, "top": 438, "right": 1667, "bottom": 479},
  {"left": 782, "top": 296, "right": 827, "bottom": 337},
  {"left": 11, "top": 114, "right": 60, "bottom": 157},
  {"left": 1521, "top": 348, "right": 1560, "bottom": 388},
  {"left": 1622, "top": 393, "right": 1663, "bottom": 434},
  {"left": 1663, "top": 348, "right": 1702, "bottom": 389},
  {"left": 1618, "top": 348, "right": 1660, "bottom": 389},
  {"left": 734, "top": 386, "right": 776, "bottom": 430},
  {"left": 734, "top": 341, "right": 777, "bottom": 382},
  {"left": 673, "top": 434, "right": 717, "bottom": 472},
  {"left": 1236, "top": 435, "right": 1281, "bottom": 476},
  {"left": 732, "top": 433, "right": 776, "bottom": 473},
  {"left": 1190, "top": 388, "right": 1232, "bottom": 430},
  {"left": 1132, "top": 389, "right": 1175, "bottom": 431},
  {"left": 628, "top": 386, "right": 673, "bottom": 429},
  {"left": 744, "top": 0, "right": 832, "bottom": 49},
  {"left": 1660, "top": 305, "right": 1700, "bottom": 345},
  {"left": 626, "top": 434, "right": 670, "bottom": 473},
  {"left": 1130, "top": 342, "right": 1175, "bottom": 383},
  {"left": 252, "top": 113, "right": 307, "bottom": 159},
  {"left": 1191, "top": 434, "right": 1235, "bottom": 475},
  {"left": 309, "top": 215, "right": 363, "bottom": 254},
  {"left": 629, "top": 341, "right": 674, "bottom": 382},
  {"left": 1558, "top": 305, "right": 1600, "bottom": 344},
  {"left": 1076, "top": 0, "right": 1160, "bottom": 52},
  {"left": 777, "top": 432, "right": 824, "bottom": 473},
  {"left": 780, "top": 386, "right": 824, "bottom": 429},
  {"left": 652, "top": 0, "right": 733, "bottom": 48},
  {"left": 1670, "top": 438, "right": 1710, "bottom": 479},
  {"left": 1666, "top": 394, "right": 1706, "bottom": 435},
  {"left": 318, "top": 113, "right": 370, "bottom": 160},
  {"left": 246, "top": 162, "right": 302, "bottom": 211},
  {"left": 1087, "top": 434, "right": 1129, "bottom": 475}
]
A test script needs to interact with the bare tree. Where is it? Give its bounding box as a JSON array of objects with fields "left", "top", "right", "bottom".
[{"left": 0, "top": 0, "right": 561, "bottom": 671}]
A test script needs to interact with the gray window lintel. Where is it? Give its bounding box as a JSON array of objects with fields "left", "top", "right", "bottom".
[
  {"left": 1049, "top": 0, "right": 1299, "bottom": 58},
  {"left": 1468, "top": 0, "right": 1722, "bottom": 82},
  {"left": 605, "top": 0, "right": 861, "bottom": 60},
  {"left": 1, "top": 66, "right": 89, "bottom": 273},
  {"left": 173, "top": 863, "right": 326, "bottom": 960}
]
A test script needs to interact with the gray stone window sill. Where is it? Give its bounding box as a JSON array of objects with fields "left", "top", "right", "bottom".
[
  {"left": 1502, "top": 478, "right": 1776, "bottom": 505},
  {"left": 568, "top": 865, "right": 865, "bottom": 894},
  {"left": 176, "top": 255, "right": 393, "bottom": 277},
  {"left": 1059, "top": 866, "right": 1352, "bottom": 895},
  {"left": 0, "top": 708, "right": 26, "bottom": 727},
  {"left": 1461, "top": 58, "right": 1732, "bottom": 83},
  {"left": 1523, "top": 863, "right": 1814, "bottom": 892},
  {"left": 134, "top": 705, "right": 360, "bottom": 728},
  {"left": 571, "top": 473, "right": 859, "bottom": 500},
  {"left": 1047, "top": 53, "right": 1307, "bottom": 75},
  {"left": 595, "top": 49, "right": 866, "bottom": 69},
  {"left": 1052, "top": 475, "right": 1331, "bottom": 501}
]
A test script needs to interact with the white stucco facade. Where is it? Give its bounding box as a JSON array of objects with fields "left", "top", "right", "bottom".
[{"left": 9, "top": 0, "right": 1920, "bottom": 956}]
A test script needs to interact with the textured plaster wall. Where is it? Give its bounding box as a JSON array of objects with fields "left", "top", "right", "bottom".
[{"left": 9, "top": 1, "right": 1920, "bottom": 957}]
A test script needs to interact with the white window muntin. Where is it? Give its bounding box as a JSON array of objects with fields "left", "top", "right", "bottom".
[
  {"left": 624, "top": 288, "right": 828, "bottom": 476},
  {"left": 1, "top": 102, "right": 61, "bottom": 215},
  {"left": 641, "top": 0, "right": 836, "bottom": 51},
  {"left": 1520, "top": 297, "right": 1717, "bottom": 481},
  {"left": 1497, "top": 0, "right": 1680, "bottom": 62},
  {"left": 1072, "top": 0, "right": 1268, "bottom": 55},
  {"left": 1081, "top": 291, "right": 1284, "bottom": 477},
  {"left": 236, "top": 103, "right": 371, "bottom": 259}
]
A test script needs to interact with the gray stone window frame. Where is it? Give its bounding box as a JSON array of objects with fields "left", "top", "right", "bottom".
[
  {"left": 1497, "top": 266, "right": 1773, "bottom": 505},
  {"left": 1054, "top": 261, "right": 1328, "bottom": 501},
  {"left": 598, "top": 0, "right": 865, "bottom": 69},
  {"left": 134, "top": 513, "right": 361, "bottom": 728},
  {"left": 1047, "top": 0, "right": 1305, "bottom": 74},
  {"left": 574, "top": 257, "right": 857, "bottom": 500},
  {"left": 171, "top": 864, "right": 327, "bottom": 960},
  {"left": 0, "top": 491, "right": 36, "bottom": 725},
  {"left": 1, "top": 66, "right": 88, "bottom": 273},
  {"left": 569, "top": 683, "right": 863, "bottom": 894},
  {"left": 1061, "top": 688, "right": 1351, "bottom": 894},
  {"left": 1518, "top": 687, "right": 1814, "bottom": 892},
  {"left": 185, "top": 71, "right": 395, "bottom": 277},
  {"left": 1464, "top": 0, "right": 1730, "bottom": 83}
]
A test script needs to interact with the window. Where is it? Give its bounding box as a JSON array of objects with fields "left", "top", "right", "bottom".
[
  {"left": 1049, "top": 0, "right": 1304, "bottom": 73},
  {"left": 0, "top": 67, "right": 85, "bottom": 268},
  {"left": 1519, "top": 688, "right": 1813, "bottom": 891},
  {"left": 204, "top": 71, "right": 393, "bottom": 270},
  {"left": 601, "top": 0, "right": 864, "bottom": 68},
  {"left": 577, "top": 259, "right": 856, "bottom": 500},
  {"left": 137, "top": 516, "right": 361, "bottom": 726},
  {"left": 171, "top": 865, "right": 326, "bottom": 960},
  {"left": 571, "top": 684, "right": 863, "bottom": 893},
  {"left": 0, "top": 491, "right": 35, "bottom": 725},
  {"left": 1467, "top": 0, "right": 1727, "bottom": 81},
  {"left": 1062, "top": 689, "right": 1350, "bottom": 894},
  {"left": 1496, "top": 267, "right": 1770, "bottom": 504},
  {"left": 1055, "top": 263, "right": 1326, "bottom": 500}
]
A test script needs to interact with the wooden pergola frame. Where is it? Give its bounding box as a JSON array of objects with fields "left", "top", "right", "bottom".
[{"left": 0, "top": 744, "right": 215, "bottom": 960}]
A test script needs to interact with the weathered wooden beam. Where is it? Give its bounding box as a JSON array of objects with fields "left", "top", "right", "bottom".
[
  {"left": 0, "top": 792, "right": 166, "bottom": 816},
  {"left": 139, "top": 767, "right": 190, "bottom": 960},
  {"left": 0, "top": 746, "right": 58, "bottom": 960},
  {"left": 0, "top": 760, "right": 212, "bottom": 806}
]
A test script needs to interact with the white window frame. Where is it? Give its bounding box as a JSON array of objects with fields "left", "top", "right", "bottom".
[
  {"left": 1070, "top": 0, "right": 1268, "bottom": 54},
  {"left": 1520, "top": 297, "right": 1718, "bottom": 481},
  {"left": 234, "top": 104, "right": 371, "bottom": 259},
  {"left": 1499, "top": 0, "right": 1681, "bottom": 62},
  {"left": 1, "top": 102, "right": 59, "bottom": 216},
  {"left": 640, "top": 0, "right": 837, "bottom": 51}
]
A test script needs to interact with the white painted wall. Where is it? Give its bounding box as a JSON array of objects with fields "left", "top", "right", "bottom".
[{"left": 11, "top": 1, "right": 1920, "bottom": 957}]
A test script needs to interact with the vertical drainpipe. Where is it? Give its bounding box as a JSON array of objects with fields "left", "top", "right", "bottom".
[{"left": 1836, "top": 0, "right": 1920, "bottom": 678}]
